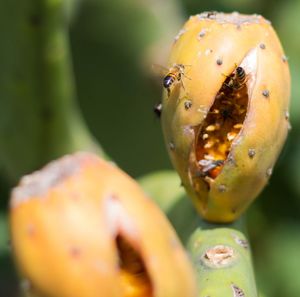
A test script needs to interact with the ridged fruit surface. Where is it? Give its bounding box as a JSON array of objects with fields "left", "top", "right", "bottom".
[{"left": 161, "top": 12, "right": 291, "bottom": 222}]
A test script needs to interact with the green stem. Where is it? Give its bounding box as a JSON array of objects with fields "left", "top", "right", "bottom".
[
  {"left": 0, "top": 0, "right": 106, "bottom": 183},
  {"left": 139, "top": 170, "right": 258, "bottom": 297},
  {"left": 38, "top": 0, "right": 107, "bottom": 162},
  {"left": 188, "top": 223, "right": 257, "bottom": 297}
]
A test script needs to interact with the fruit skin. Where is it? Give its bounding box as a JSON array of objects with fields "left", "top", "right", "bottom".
[
  {"left": 161, "top": 12, "right": 291, "bottom": 222},
  {"left": 10, "top": 152, "right": 196, "bottom": 297}
]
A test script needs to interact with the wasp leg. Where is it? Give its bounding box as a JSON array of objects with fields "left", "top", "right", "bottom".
[
  {"left": 180, "top": 80, "right": 185, "bottom": 91},
  {"left": 167, "top": 87, "right": 171, "bottom": 97}
]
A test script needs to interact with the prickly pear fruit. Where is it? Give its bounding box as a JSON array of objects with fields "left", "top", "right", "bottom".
[
  {"left": 161, "top": 12, "right": 291, "bottom": 222},
  {"left": 10, "top": 153, "right": 196, "bottom": 297}
]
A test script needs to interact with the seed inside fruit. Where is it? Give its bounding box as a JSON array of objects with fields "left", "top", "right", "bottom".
[
  {"left": 117, "top": 235, "right": 153, "bottom": 297},
  {"left": 193, "top": 65, "right": 249, "bottom": 187}
]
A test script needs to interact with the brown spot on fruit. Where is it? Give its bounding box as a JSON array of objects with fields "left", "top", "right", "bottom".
[
  {"left": 231, "top": 283, "right": 245, "bottom": 297},
  {"left": 218, "top": 184, "right": 227, "bottom": 192},
  {"left": 205, "top": 48, "right": 213, "bottom": 55},
  {"left": 198, "top": 29, "right": 207, "bottom": 38},
  {"left": 232, "top": 234, "right": 249, "bottom": 249},
  {"left": 216, "top": 58, "right": 223, "bottom": 65},
  {"left": 266, "top": 167, "right": 273, "bottom": 177},
  {"left": 282, "top": 55, "right": 288, "bottom": 62},
  {"left": 184, "top": 100, "right": 193, "bottom": 110},
  {"left": 262, "top": 89, "right": 270, "bottom": 98},
  {"left": 285, "top": 111, "right": 290, "bottom": 120},
  {"left": 206, "top": 11, "right": 218, "bottom": 18},
  {"left": 70, "top": 247, "right": 81, "bottom": 259},
  {"left": 26, "top": 224, "right": 36, "bottom": 237},
  {"left": 169, "top": 142, "right": 175, "bottom": 151},
  {"left": 248, "top": 148, "right": 256, "bottom": 158},
  {"left": 259, "top": 43, "right": 266, "bottom": 49}
]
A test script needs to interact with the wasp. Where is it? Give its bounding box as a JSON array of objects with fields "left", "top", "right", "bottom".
[
  {"left": 224, "top": 66, "right": 248, "bottom": 91},
  {"left": 163, "top": 64, "right": 191, "bottom": 96},
  {"left": 220, "top": 105, "right": 235, "bottom": 121},
  {"left": 197, "top": 159, "right": 224, "bottom": 177},
  {"left": 209, "top": 105, "right": 234, "bottom": 121},
  {"left": 153, "top": 103, "right": 162, "bottom": 118},
  {"left": 206, "top": 11, "right": 217, "bottom": 18},
  {"left": 153, "top": 63, "right": 190, "bottom": 97}
]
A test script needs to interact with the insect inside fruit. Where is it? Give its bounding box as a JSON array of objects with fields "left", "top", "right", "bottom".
[{"left": 193, "top": 65, "right": 249, "bottom": 186}]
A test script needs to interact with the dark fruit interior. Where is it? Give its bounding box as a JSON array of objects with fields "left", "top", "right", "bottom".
[
  {"left": 116, "top": 235, "right": 152, "bottom": 297},
  {"left": 194, "top": 67, "right": 249, "bottom": 186}
]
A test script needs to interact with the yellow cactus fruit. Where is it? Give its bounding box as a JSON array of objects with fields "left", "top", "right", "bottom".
[
  {"left": 161, "top": 12, "right": 291, "bottom": 222},
  {"left": 10, "top": 153, "right": 196, "bottom": 297}
]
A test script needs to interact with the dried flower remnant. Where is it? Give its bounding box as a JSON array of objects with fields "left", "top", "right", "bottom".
[{"left": 201, "top": 245, "right": 236, "bottom": 268}]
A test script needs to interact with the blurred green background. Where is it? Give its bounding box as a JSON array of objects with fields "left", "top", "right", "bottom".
[{"left": 0, "top": 0, "right": 299, "bottom": 296}]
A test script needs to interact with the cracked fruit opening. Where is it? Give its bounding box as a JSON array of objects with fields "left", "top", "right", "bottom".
[
  {"left": 194, "top": 66, "right": 249, "bottom": 186},
  {"left": 117, "top": 235, "right": 153, "bottom": 297}
]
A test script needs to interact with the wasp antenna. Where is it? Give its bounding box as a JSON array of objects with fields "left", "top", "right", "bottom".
[
  {"left": 152, "top": 64, "right": 169, "bottom": 77},
  {"left": 152, "top": 63, "right": 168, "bottom": 70},
  {"left": 221, "top": 73, "right": 230, "bottom": 79}
]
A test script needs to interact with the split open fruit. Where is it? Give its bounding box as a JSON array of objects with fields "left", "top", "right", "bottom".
[
  {"left": 10, "top": 153, "right": 196, "bottom": 297},
  {"left": 161, "top": 12, "right": 291, "bottom": 222}
]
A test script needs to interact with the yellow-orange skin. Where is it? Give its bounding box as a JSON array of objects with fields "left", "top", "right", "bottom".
[
  {"left": 162, "top": 12, "right": 290, "bottom": 222},
  {"left": 10, "top": 153, "right": 196, "bottom": 297}
]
